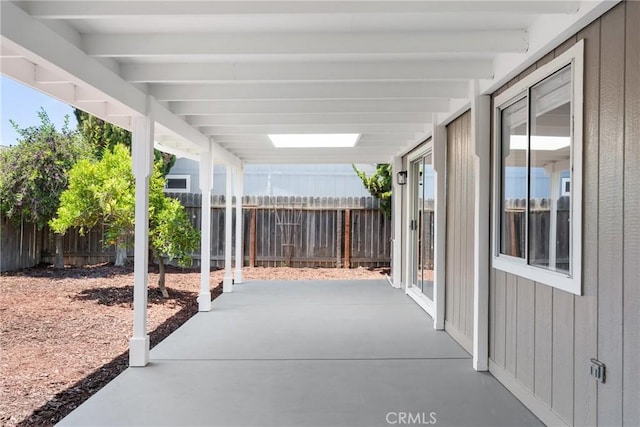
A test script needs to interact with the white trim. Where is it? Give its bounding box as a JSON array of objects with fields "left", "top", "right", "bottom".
[
  {"left": 164, "top": 174, "right": 191, "bottom": 193},
  {"left": 406, "top": 286, "right": 435, "bottom": 318},
  {"left": 470, "top": 81, "right": 491, "bottom": 372},
  {"left": 233, "top": 166, "right": 244, "bottom": 284},
  {"left": 223, "top": 167, "right": 234, "bottom": 292},
  {"left": 489, "top": 361, "right": 569, "bottom": 427},
  {"left": 491, "top": 40, "right": 583, "bottom": 296},
  {"left": 391, "top": 155, "right": 403, "bottom": 289},
  {"left": 197, "top": 147, "right": 213, "bottom": 312},
  {"left": 129, "top": 105, "right": 154, "bottom": 367},
  {"left": 431, "top": 118, "right": 447, "bottom": 331}
]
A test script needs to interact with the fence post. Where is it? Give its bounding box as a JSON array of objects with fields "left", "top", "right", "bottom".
[
  {"left": 249, "top": 208, "right": 256, "bottom": 268},
  {"left": 336, "top": 209, "right": 343, "bottom": 268},
  {"left": 344, "top": 209, "right": 351, "bottom": 268}
]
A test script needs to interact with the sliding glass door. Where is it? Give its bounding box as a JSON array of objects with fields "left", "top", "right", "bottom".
[{"left": 409, "top": 150, "right": 435, "bottom": 303}]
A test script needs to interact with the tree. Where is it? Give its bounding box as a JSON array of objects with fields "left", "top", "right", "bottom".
[
  {"left": 74, "top": 109, "right": 176, "bottom": 176},
  {"left": 0, "top": 109, "right": 90, "bottom": 268},
  {"left": 353, "top": 164, "right": 393, "bottom": 218},
  {"left": 50, "top": 144, "right": 199, "bottom": 293}
]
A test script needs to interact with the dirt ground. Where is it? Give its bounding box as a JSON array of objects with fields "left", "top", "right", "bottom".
[{"left": 0, "top": 263, "right": 388, "bottom": 427}]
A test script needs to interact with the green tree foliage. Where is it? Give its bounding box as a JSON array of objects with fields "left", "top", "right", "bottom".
[
  {"left": 74, "top": 109, "right": 176, "bottom": 176},
  {"left": 353, "top": 163, "right": 393, "bottom": 218},
  {"left": 50, "top": 144, "right": 199, "bottom": 293},
  {"left": 0, "top": 109, "right": 90, "bottom": 267}
]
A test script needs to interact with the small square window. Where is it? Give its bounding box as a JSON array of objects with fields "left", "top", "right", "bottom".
[{"left": 164, "top": 175, "right": 191, "bottom": 193}]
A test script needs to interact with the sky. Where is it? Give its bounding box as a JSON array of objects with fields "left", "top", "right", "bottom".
[{"left": 0, "top": 75, "right": 77, "bottom": 147}]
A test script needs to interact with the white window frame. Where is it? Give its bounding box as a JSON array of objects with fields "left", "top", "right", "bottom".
[
  {"left": 164, "top": 174, "right": 191, "bottom": 193},
  {"left": 492, "top": 40, "right": 583, "bottom": 295}
]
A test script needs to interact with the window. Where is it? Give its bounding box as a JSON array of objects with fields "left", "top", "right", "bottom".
[
  {"left": 493, "top": 41, "right": 583, "bottom": 295},
  {"left": 164, "top": 175, "right": 191, "bottom": 193}
]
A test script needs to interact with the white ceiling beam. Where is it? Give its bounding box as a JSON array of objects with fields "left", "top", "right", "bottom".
[
  {"left": 199, "top": 123, "right": 427, "bottom": 135},
  {"left": 0, "top": 1, "right": 242, "bottom": 167},
  {"left": 25, "top": 1, "right": 581, "bottom": 18},
  {"left": 187, "top": 113, "right": 432, "bottom": 127},
  {"left": 171, "top": 99, "right": 449, "bottom": 115},
  {"left": 231, "top": 154, "right": 390, "bottom": 164},
  {"left": 213, "top": 134, "right": 415, "bottom": 144},
  {"left": 122, "top": 60, "right": 494, "bottom": 83},
  {"left": 85, "top": 31, "right": 526, "bottom": 57},
  {"left": 218, "top": 140, "right": 408, "bottom": 149},
  {"left": 150, "top": 81, "right": 469, "bottom": 101}
]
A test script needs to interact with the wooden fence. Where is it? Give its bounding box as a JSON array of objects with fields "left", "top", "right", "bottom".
[
  {"left": 0, "top": 195, "right": 392, "bottom": 272},
  {"left": 502, "top": 197, "right": 571, "bottom": 270}
]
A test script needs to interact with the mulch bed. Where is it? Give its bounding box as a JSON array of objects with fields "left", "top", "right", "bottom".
[{"left": 0, "top": 263, "right": 388, "bottom": 427}]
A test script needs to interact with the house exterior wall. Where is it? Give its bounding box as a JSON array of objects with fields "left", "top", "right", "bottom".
[
  {"left": 489, "top": 2, "right": 639, "bottom": 426},
  {"left": 444, "top": 110, "right": 475, "bottom": 354},
  {"left": 169, "top": 159, "right": 377, "bottom": 197}
]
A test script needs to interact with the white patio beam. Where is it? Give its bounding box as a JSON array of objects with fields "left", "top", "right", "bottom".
[
  {"left": 122, "top": 60, "right": 494, "bottom": 83},
  {"left": 25, "top": 1, "right": 580, "bottom": 18},
  {"left": 0, "top": 1, "right": 241, "bottom": 168},
  {"left": 223, "top": 167, "right": 234, "bottom": 293},
  {"left": 150, "top": 82, "right": 470, "bottom": 102},
  {"left": 197, "top": 146, "right": 213, "bottom": 312},
  {"left": 234, "top": 166, "right": 244, "bottom": 284},
  {"left": 470, "top": 81, "right": 491, "bottom": 372},
  {"left": 391, "top": 155, "right": 403, "bottom": 289},
  {"left": 187, "top": 113, "right": 434, "bottom": 127},
  {"left": 218, "top": 140, "right": 412, "bottom": 149},
  {"left": 432, "top": 114, "right": 447, "bottom": 331},
  {"left": 129, "top": 105, "right": 154, "bottom": 368},
  {"left": 171, "top": 100, "right": 450, "bottom": 116},
  {"left": 84, "top": 31, "right": 526, "bottom": 57},
  {"left": 199, "top": 123, "right": 428, "bottom": 135},
  {"left": 236, "top": 155, "right": 388, "bottom": 164}
]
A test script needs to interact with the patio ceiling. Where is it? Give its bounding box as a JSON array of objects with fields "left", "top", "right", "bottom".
[{"left": 0, "top": 1, "right": 616, "bottom": 165}]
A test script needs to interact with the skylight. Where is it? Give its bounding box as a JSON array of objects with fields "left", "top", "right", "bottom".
[{"left": 269, "top": 134, "right": 360, "bottom": 148}]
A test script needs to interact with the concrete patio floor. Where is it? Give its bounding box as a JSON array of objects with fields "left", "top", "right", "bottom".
[{"left": 58, "top": 280, "right": 543, "bottom": 427}]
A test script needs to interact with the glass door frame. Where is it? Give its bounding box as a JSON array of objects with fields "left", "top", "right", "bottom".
[{"left": 405, "top": 142, "right": 435, "bottom": 317}]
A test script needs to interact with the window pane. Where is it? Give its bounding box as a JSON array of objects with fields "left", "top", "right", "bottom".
[
  {"left": 500, "top": 97, "right": 527, "bottom": 258},
  {"left": 166, "top": 178, "right": 187, "bottom": 189},
  {"left": 528, "top": 66, "right": 571, "bottom": 273}
]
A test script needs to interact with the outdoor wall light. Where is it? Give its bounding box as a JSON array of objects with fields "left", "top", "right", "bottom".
[{"left": 397, "top": 171, "right": 408, "bottom": 185}]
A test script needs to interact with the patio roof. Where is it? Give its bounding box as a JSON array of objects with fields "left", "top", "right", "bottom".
[{"left": 0, "top": 0, "right": 616, "bottom": 165}]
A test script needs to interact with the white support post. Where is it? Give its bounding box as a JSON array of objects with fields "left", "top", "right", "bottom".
[
  {"left": 129, "top": 102, "right": 154, "bottom": 367},
  {"left": 223, "top": 166, "right": 234, "bottom": 292},
  {"left": 391, "top": 155, "right": 403, "bottom": 288},
  {"left": 470, "top": 80, "right": 491, "bottom": 372},
  {"left": 197, "top": 146, "right": 213, "bottom": 312},
  {"left": 432, "top": 115, "right": 447, "bottom": 331},
  {"left": 234, "top": 166, "right": 244, "bottom": 283}
]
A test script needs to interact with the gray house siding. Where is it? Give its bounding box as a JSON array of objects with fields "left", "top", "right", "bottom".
[
  {"left": 489, "top": 2, "right": 640, "bottom": 426},
  {"left": 444, "top": 110, "right": 475, "bottom": 354},
  {"left": 168, "top": 160, "right": 377, "bottom": 197}
]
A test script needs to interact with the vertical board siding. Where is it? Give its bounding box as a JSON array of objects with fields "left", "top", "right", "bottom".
[
  {"left": 516, "top": 277, "right": 535, "bottom": 392},
  {"left": 623, "top": 2, "right": 640, "bottom": 427},
  {"left": 490, "top": 3, "right": 639, "bottom": 425},
  {"left": 445, "top": 111, "right": 475, "bottom": 352},
  {"left": 574, "top": 19, "right": 600, "bottom": 427},
  {"left": 597, "top": 5, "right": 625, "bottom": 427}
]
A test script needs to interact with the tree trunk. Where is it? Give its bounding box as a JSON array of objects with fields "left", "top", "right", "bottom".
[
  {"left": 158, "top": 256, "right": 169, "bottom": 298},
  {"left": 54, "top": 234, "right": 64, "bottom": 269},
  {"left": 114, "top": 241, "right": 128, "bottom": 266}
]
